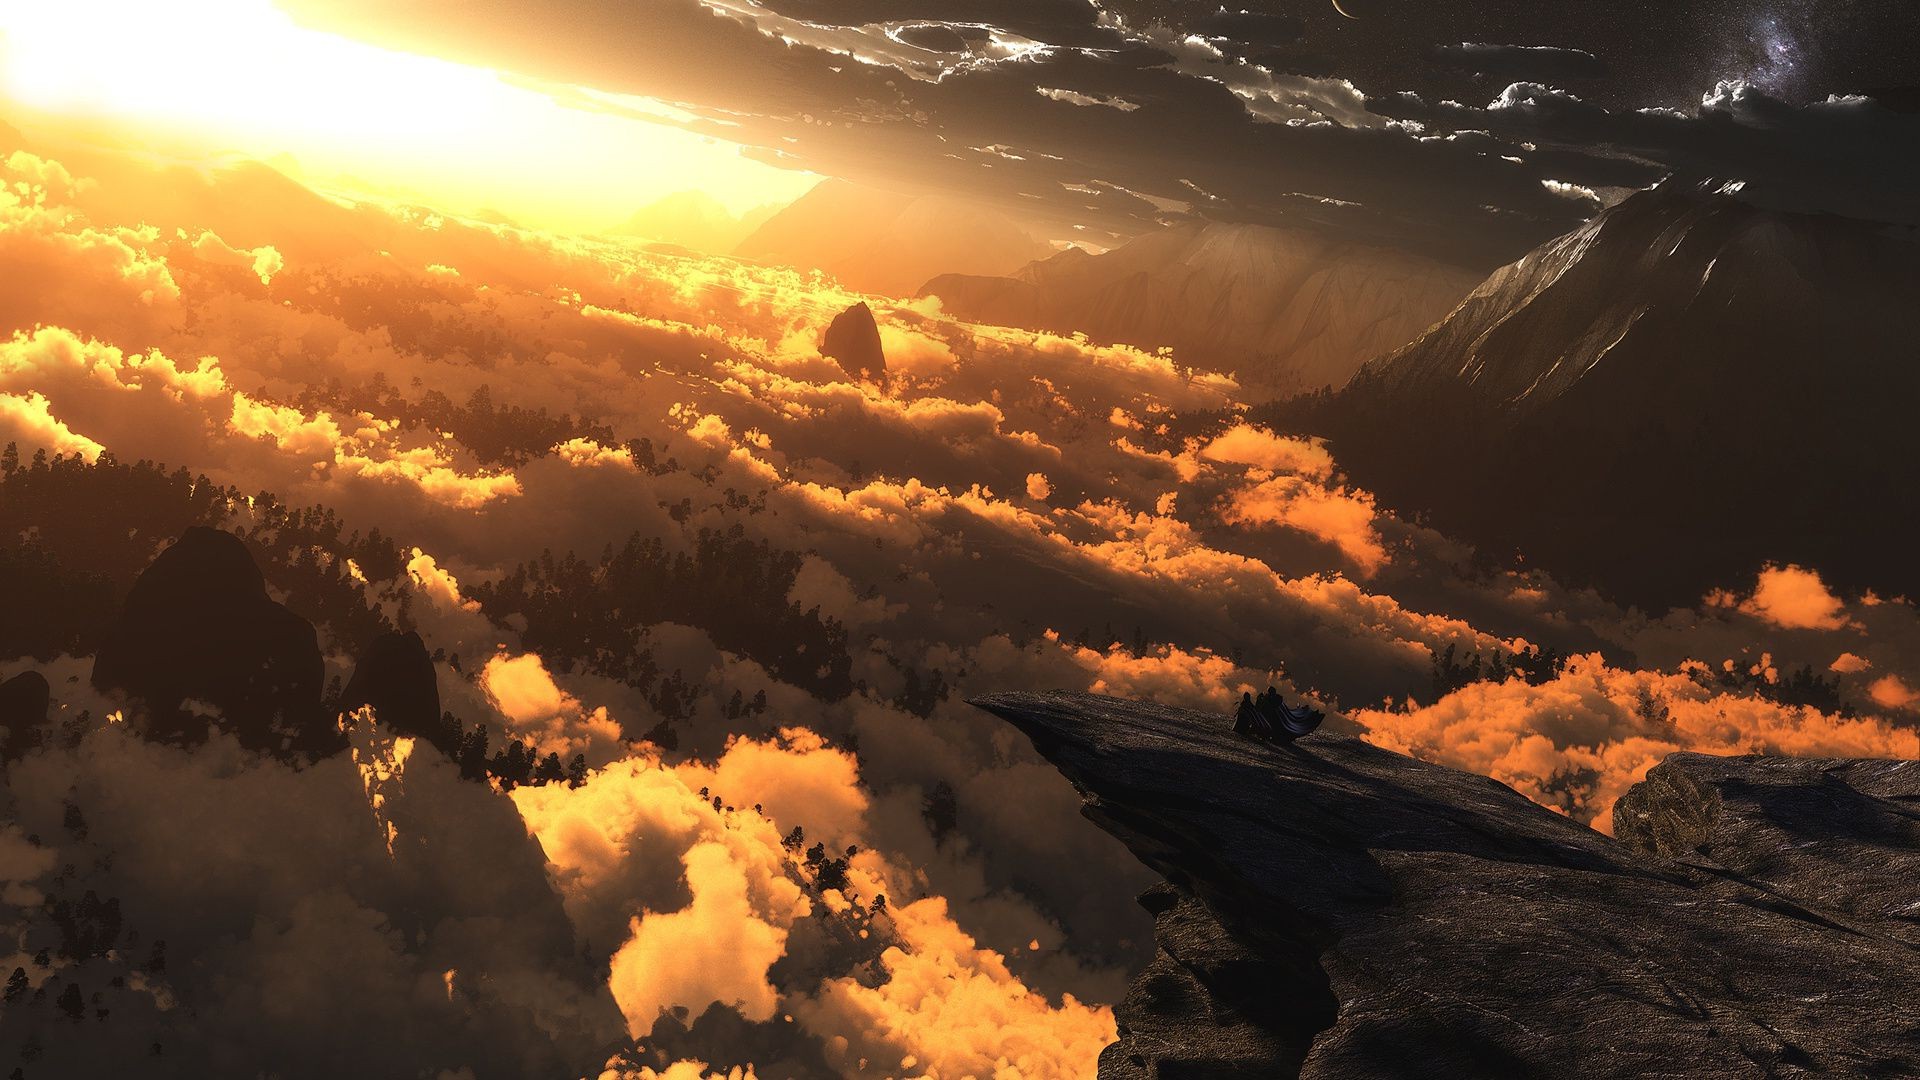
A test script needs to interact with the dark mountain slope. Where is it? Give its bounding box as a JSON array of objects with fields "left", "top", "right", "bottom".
[
  {"left": 1265, "top": 179, "right": 1920, "bottom": 607},
  {"left": 925, "top": 222, "right": 1480, "bottom": 396}
]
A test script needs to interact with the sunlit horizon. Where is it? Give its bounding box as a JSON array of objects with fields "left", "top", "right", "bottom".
[{"left": 0, "top": 0, "right": 818, "bottom": 232}]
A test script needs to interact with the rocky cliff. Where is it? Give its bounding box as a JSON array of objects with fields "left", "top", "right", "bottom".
[
  {"left": 91, "top": 526, "right": 341, "bottom": 759},
  {"left": 974, "top": 690, "right": 1920, "bottom": 1078},
  {"left": 1262, "top": 179, "right": 1920, "bottom": 605}
]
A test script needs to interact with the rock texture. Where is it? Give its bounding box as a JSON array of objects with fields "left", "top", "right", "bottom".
[
  {"left": 821, "top": 301, "right": 888, "bottom": 381},
  {"left": 340, "top": 630, "right": 447, "bottom": 749},
  {"left": 91, "top": 526, "right": 341, "bottom": 759},
  {"left": 1616, "top": 753, "right": 1920, "bottom": 948},
  {"left": 1268, "top": 178, "right": 1920, "bottom": 604},
  {"left": 974, "top": 690, "right": 1920, "bottom": 1078}
]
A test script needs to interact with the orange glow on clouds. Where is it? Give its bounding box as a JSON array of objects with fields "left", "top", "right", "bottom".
[{"left": 0, "top": 0, "right": 816, "bottom": 231}]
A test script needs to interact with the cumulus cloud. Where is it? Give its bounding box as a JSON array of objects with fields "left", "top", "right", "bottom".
[
  {"left": 473, "top": 652, "right": 625, "bottom": 763},
  {"left": 1200, "top": 424, "right": 1335, "bottom": 479},
  {"left": 1221, "top": 476, "right": 1388, "bottom": 575},
  {"left": 1355, "top": 655, "right": 1920, "bottom": 833},
  {"left": 610, "top": 840, "right": 790, "bottom": 1033},
  {"left": 0, "top": 389, "right": 104, "bottom": 459},
  {"left": 189, "top": 229, "right": 285, "bottom": 284},
  {"left": 796, "top": 895, "right": 1116, "bottom": 1079},
  {"left": 1735, "top": 564, "right": 1854, "bottom": 630},
  {"left": 1869, "top": 674, "right": 1919, "bottom": 711}
]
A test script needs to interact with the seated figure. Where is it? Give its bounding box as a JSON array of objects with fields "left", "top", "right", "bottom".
[{"left": 1235, "top": 686, "right": 1327, "bottom": 742}]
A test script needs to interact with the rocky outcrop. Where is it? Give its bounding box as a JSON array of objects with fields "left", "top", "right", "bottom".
[
  {"left": 974, "top": 690, "right": 1920, "bottom": 1078},
  {"left": 821, "top": 302, "right": 887, "bottom": 381},
  {"left": 1269, "top": 179, "right": 1920, "bottom": 604},
  {"left": 91, "top": 527, "right": 341, "bottom": 759},
  {"left": 339, "top": 630, "right": 449, "bottom": 750},
  {"left": 1615, "top": 753, "right": 1920, "bottom": 948}
]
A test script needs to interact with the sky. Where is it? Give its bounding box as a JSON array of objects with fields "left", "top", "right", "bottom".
[
  {"left": 4, "top": 0, "right": 1915, "bottom": 262},
  {"left": 0, "top": 0, "right": 819, "bottom": 231},
  {"left": 257, "top": 0, "right": 1920, "bottom": 266}
]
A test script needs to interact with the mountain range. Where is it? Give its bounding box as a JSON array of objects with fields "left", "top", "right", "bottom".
[
  {"left": 1266, "top": 178, "right": 1920, "bottom": 606},
  {"left": 731, "top": 179, "right": 1052, "bottom": 297},
  {"left": 923, "top": 222, "right": 1482, "bottom": 396},
  {"left": 611, "top": 190, "right": 782, "bottom": 254}
]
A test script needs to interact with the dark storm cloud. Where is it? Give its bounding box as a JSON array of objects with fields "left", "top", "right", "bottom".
[
  {"left": 1192, "top": 10, "right": 1305, "bottom": 49},
  {"left": 1430, "top": 42, "right": 1609, "bottom": 85},
  {"left": 1393, "top": 80, "right": 1920, "bottom": 226},
  {"left": 281, "top": 0, "right": 1920, "bottom": 266}
]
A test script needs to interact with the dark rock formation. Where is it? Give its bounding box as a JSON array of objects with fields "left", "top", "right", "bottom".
[
  {"left": 0, "top": 671, "right": 50, "bottom": 761},
  {"left": 974, "top": 690, "right": 1920, "bottom": 1078},
  {"left": 91, "top": 527, "right": 341, "bottom": 760},
  {"left": 1616, "top": 752, "right": 1920, "bottom": 948},
  {"left": 820, "top": 301, "right": 887, "bottom": 381},
  {"left": 339, "top": 630, "right": 448, "bottom": 750},
  {"left": 1267, "top": 179, "right": 1920, "bottom": 605},
  {"left": 922, "top": 222, "right": 1478, "bottom": 396}
]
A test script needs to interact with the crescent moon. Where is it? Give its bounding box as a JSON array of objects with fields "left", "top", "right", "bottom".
[{"left": 1331, "top": 0, "right": 1359, "bottom": 18}]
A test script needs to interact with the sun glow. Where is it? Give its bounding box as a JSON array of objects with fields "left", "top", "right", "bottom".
[{"left": 0, "top": 0, "right": 814, "bottom": 230}]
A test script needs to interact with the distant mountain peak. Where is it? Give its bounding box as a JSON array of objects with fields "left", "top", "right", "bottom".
[
  {"left": 733, "top": 179, "right": 1050, "bottom": 297},
  {"left": 924, "top": 220, "right": 1482, "bottom": 395},
  {"left": 1279, "top": 178, "right": 1920, "bottom": 605}
]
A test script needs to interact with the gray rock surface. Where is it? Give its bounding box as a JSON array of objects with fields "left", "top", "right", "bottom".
[
  {"left": 973, "top": 690, "right": 1920, "bottom": 1078},
  {"left": 1616, "top": 753, "right": 1920, "bottom": 948}
]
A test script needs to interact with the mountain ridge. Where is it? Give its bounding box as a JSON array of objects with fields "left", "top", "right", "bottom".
[
  {"left": 732, "top": 178, "right": 1051, "bottom": 297},
  {"left": 923, "top": 220, "right": 1481, "bottom": 396},
  {"left": 1265, "top": 178, "right": 1920, "bottom": 606}
]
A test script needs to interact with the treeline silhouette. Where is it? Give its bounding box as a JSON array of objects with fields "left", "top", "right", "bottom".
[
  {"left": 293, "top": 376, "right": 616, "bottom": 467},
  {"left": 1425, "top": 642, "right": 1856, "bottom": 716},
  {"left": 471, "top": 526, "right": 855, "bottom": 700},
  {"left": 0, "top": 446, "right": 405, "bottom": 659}
]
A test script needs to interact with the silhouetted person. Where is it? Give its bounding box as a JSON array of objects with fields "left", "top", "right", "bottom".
[
  {"left": 1235, "top": 686, "right": 1327, "bottom": 742},
  {"left": 1234, "top": 692, "right": 1272, "bottom": 738}
]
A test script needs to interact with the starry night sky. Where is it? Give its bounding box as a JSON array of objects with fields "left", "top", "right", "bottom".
[{"left": 1111, "top": 0, "right": 1920, "bottom": 108}]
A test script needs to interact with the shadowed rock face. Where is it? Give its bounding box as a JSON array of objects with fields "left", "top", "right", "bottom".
[
  {"left": 91, "top": 527, "right": 341, "bottom": 760},
  {"left": 973, "top": 690, "right": 1920, "bottom": 1079},
  {"left": 1269, "top": 180, "right": 1920, "bottom": 606},
  {"left": 340, "top": 630, "right": 447, "bottom": 751},
  {"left": 1615, "top": 753, "right": 1920, "bottom": 948},
  {"left": 821, "top": 301, "right": 887, "bottom": 381}
]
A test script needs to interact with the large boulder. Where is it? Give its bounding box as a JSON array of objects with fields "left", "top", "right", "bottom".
[
  {"left": 975, "top": 690, "right": 1920, "bottom": 1078},
  {"left": 91, "top": 527, "right": 339, "bottom": 759},
  {"left": 339, "top": 631, "right": 451, "bottom": 751},
  {"left": 820, "top": 301, "right": 887, "bottom": 381}
]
